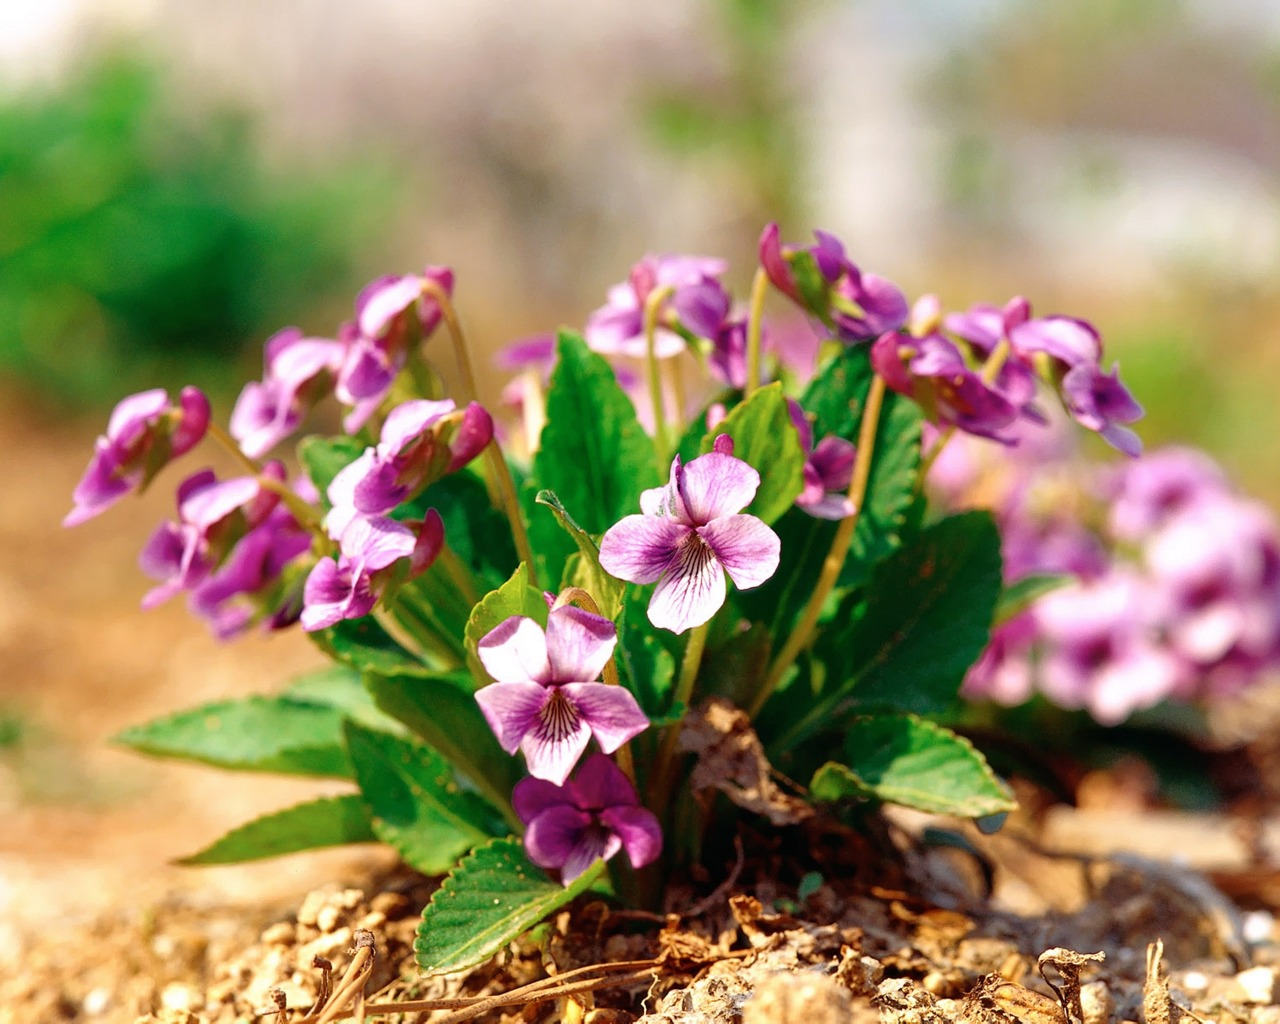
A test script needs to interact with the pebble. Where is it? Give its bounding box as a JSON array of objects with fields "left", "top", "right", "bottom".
[
  {"left": 1236, "top": 966, "right": 1278, "bottom": 1005},
  {"left": 81, "top": 987, "right": 111, "bottom": 1016},
  {"left": 260, "top": 921, "right": 296, "bottom": 946}
]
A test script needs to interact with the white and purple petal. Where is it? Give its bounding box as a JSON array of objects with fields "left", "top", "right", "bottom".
[
  {"left": 559, "top": 683, "right": 649, "bottom": 753},
  {"left": 474, "top": 681, "right": 548, "bottom": 754},
  {"left": 477, "top": 616, "right": 552, "bottom": 685},
  {"left": 675, "top": 451, "right": 760, "bottom": 524},
  {"left": 544, "top": 606, "right": 618, "bottom": 683},
  {"left": 599, "top": 515, "right": 686, "bottom": 585},
  {"left": 647, "top": 535, "right": 727, "bottom": 634},
  {"left": 698, "top": 514, "right": 781, "bottom": 591}
]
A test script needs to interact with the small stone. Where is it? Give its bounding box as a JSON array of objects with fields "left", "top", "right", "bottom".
[
  {"left": 81, "top": 987, "right": 111, "bottom": 1016},
  {"left": 260, "top": 921, "right": 295, "bottom": 946},
  {"left": 1236, "top": 966, "right": 1278, "bottom": 1005},
  {"left": 357, "top": 911, "right": 387, "bottom": 931},
  {"left": 744, "top": 972, "right": 853, "bottom": 1024},
  {"left": 295, "top": 890, "right": 329, "bottom": 927},
  {"left": 315, "top": 904, "right": 343, "bottom": 934},
  {"left": 1252, "top": 1007, "right": 1280, "bottom": 1024},
  {"left": 1246, "top": 912, "right": 1277, "bottom": 945},
  {"left": 1080, "top": 980, "right": 1112, "bottom": 1024},
  {"left": 1179, "top": 971, "right": 1209, "bottom": 994},
  {"left": 370, "top": 892, "right": 410, "bottom": 918},
  {"left": 159, "top": 983, "right": 198, "bottom": 1012}
]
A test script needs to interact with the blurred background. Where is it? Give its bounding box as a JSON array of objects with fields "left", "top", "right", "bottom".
[{"left": 3, "top": 0, "right": 1279, "bottom": 937}]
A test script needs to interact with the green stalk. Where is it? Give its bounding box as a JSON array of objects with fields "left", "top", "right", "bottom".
[
  {"left": 646, "top": 620, "right": 709, "bottom": 812},
  {"left": 643, "top": 285, "right": 676, "bottom": 468},
  {"left": 419, "top": 278, "right": 538, "bottom": 587},
  {"left": 746, "top": 375, "right": 887, "bottom": 719},
  {"left": 744, "top": 266, "right": 769, "bottom": 397}
]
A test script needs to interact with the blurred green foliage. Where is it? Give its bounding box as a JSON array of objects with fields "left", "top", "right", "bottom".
[
  {"left": 0, "top": 53, "right": 400, "bottom": 407},
  {"left": 642, "top": 0, "right": 809, "bottom": 230}
]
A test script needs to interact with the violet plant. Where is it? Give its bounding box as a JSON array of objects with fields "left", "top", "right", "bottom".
[{"left": 71, "top": 225, "right": 1148, "bottom": 973}]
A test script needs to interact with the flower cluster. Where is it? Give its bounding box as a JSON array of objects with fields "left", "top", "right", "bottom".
[
  {"left": 954, "top": 436, "right": 1280, "bottom": 723},
  {"left": 70, "top": 221, "right": 1171, "bottom": 896},
  {"left": 474, "top": 606, "right": 661, "bottom": 882},
  {"left": 63, "top": 270, "right": 482, "bottom": 640}
]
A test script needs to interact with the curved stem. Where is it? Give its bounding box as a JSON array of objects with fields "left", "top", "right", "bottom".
[
  {"left": 206, "top": 421, "right": 326, "bottom": 532},
  {"left": 417, "top": 280, "right": 537, "bottom": 587},
  {"left": 647, "top": 620, "right": 709, "bottom": 811},
  {"left": 205, "top": 420, "right": 263, "bottom": 477},
  {"left": 436, "top": 544, "right": 481, "bottom": 608},
  {"left": 747, "top": 375, "right": 887, "bottom": 719},
  {"left": 745, "top": 266, "right": 769, "bottom": 397},
  {"left": 643, "top": 285, "right": 675, "bottom": 467},
  {"left": 421, "top": 279, "right": 480, "bottom": 404}
]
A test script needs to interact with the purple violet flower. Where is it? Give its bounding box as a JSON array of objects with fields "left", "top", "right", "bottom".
[
  {"left": 335, "top": 267, "right": 455, "bottom": 430},
  {"left": 514, "top": 753, "right": 662, "bottom": 885},
  {"left": 474, "top": 606, "right": 650, "bottom": 785},
  {"left": 871, "top": 332, "right": 1021, "bottom": 443},
  {"left": 787, "top": 399, "right": 856, "bottom": 519},
  {"left": 138, "top": 463, "right": 284, "bottom": 609},
  {"left": 584, "top": 254, "right": 729, "bottom": 359},
  {"left": 300, "top": 510, "right": 444, "bottom": 631},
  {"left": 1105, "top": 446, "right": 1230, "bottom": 542},
  {"left": 1034, "top": 571, "right": 1187, "bottom": 725},
  {"left": 598, "top": 436, "right": 781, "bottom": 633},
  {"left": 324, "top": 398, "right": 493, "bottom": 543},
  {"left": 759, "top": 223, "right": 908, "bottom": 343},
  {"left": 1060, "top": 361, "right": 1144, "bottom": 457},
  {"left": 230, "top": 328, "right": 345, "bottom": 457},
  {"left": 188, "top": 504, "right": 312, "bottom": 639},
  {"left": 65, "top": 387, "right": 211, "bottom": 527}
]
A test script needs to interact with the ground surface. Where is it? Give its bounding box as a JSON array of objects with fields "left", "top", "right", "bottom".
[{"left": 7, "top": 391, "right": 1280, "bottom": 1023}]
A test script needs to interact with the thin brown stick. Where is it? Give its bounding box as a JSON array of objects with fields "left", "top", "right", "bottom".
[{"left": 314, "top": 931, "right": 376, "bottom": 1024}]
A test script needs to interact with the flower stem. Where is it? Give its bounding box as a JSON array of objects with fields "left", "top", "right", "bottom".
[
  {"left": 205, "top": 420, "right": 263, "bottom": 476},
  {"left": 747, "top": 374, "right": 887, "bottom": 720},
  {"left": 418, "top": 279, "right": 538, "bottom": 588},
  {"left": 205, "top": 421, "right": 325, "bottom": 533},
  {"left": 388, "top": 588, "right": 467, "bottom": 667},
  {"left": 552, "top": 587, "right": 636, "bottom": 786},
  {"left": 436, "top": 544, "right": 481, "bottom": 608},
  {"left": 745, "top": 266, "right": 768, "bottom": 397},
  {"left": 643, "top": 285, "right": 675, "bottom": 468},
  {"left": 647, "top": 620, "right": 709, "bottom": 812}
]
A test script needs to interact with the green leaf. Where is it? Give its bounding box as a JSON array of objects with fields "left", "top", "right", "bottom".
[
  {"left": 810, "top": 714, "right": 1015, "bottom": 817},
  {"left": 736, "top": 390, "right": 921, "bottom": 635},
  {"left": 535, "top": 489, "right": 624, "bottom": 620},
  {"left": 995, "top": 573, "right": 1072, "bottom": 626},
  {"left": 801, "top": 344, "right": 874, "bottom": 441},
  {"left": 697, "top": 382, "right": 804, "bottom": 525},
  {"left": 298, "top": 435, "right": 366, "bottom": 508},
  {"left": 283, "top": 665, "right": 409, "bottom": 735},
  {"left": 344, "top": 722, "right": 504, "bottom": 874},
  {"left": 364, "top": 672, "right": 521, "bottom": 807},
  {"left": 841, "top": 392, "right": 922, "bottom": 588},
  {"left": 314, "top": 614, "right": 430, "bottom": 679},
  {"left": 415, "top": 837, "right": 605, "bottom": 974},
  {"left": 402, "top": 469, "right": 517, "bottom": 590},
  {"left": 178, "top": 795, "right": 376, "bottom": 865},
  {"left": 529, "top": 331, "right": 661, "bottom": 584},
  {"left": 616, "top": 588, "right": 677, "bottom": 717},
  {"left": 113, "top": 696, "right": 353, "bottom": 778},
  {"left": 464, "top": 563, "right": 549, "bottom": 688},
  {"left": 768, "top": 511, "right": 1002, "bottom": 748}
]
